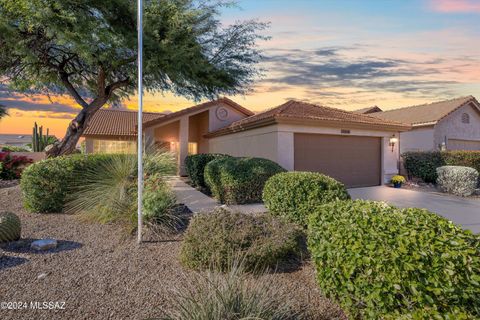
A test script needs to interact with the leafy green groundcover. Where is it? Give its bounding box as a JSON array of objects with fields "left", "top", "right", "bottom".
[
  {"left": 308, "top": 200, "right": 480, "bottom": 319},
  {"left": 263, "top": 171, "right": 350, "bottom": 225}
]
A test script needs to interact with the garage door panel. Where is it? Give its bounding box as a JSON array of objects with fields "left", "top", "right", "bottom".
[
  {"left": 448, "top": 139, "right": 480, "bottom": 151},
  {"left": 294, "top": 133, "right": 381, "bottom": 188}
]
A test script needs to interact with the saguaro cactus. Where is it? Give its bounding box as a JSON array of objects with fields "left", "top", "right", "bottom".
[
  {"left": 32, "top": 122, "right": 50, "bottom": 152},
  {"left": 0, "top": 211, "right": 21, "bottom": 243}
]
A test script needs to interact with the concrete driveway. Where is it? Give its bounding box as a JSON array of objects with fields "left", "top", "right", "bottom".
[{"left": 348, "top": 186, "right": 480, "bottom": 233}]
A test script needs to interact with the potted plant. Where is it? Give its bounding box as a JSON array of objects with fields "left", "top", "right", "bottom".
[{"left": 391, "top": 175, "right": 406, "bottom": 188}]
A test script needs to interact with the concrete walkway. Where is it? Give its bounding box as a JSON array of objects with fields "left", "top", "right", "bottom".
[
  {"left": 349, "top": 186, "right": 480, "bottom": 233},
  {"left": 166, "top": 176, "right": 267, "bottom": 214}
]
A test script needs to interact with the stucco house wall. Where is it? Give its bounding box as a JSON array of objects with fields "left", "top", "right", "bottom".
[
  {"left": 209, "top": 123, "right": 401, "bottom": 183},
  {"left": 399, "top": 127, "right": 435, "bottom": 153},
  {"left": 434, "top": 103, "right": 480, "bottom": 150}
]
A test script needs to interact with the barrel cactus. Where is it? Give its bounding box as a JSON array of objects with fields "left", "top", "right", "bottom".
[{"left": 0, "top": 212, "right": 21, "bottom": 243}]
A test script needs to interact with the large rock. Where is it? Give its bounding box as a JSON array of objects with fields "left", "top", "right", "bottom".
[{"left": 31, "top": 239, "right": 57, "bottom": 251}]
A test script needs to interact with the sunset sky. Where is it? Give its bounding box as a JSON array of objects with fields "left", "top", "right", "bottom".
[{"left": 1, "top": 0, "right": 480, "bottom": 138}]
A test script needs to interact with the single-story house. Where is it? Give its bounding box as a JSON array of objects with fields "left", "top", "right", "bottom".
[
  {"left": 83, "top": 98, "right": 411, "bottom": 187},
  {"left": 356, "top": 96, "right": 480, "bottom": 153}
]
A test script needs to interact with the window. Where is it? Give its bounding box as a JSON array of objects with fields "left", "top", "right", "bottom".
[
  {"left": 461, "top": 113, "right": 470, "bottom": 124},
  {"left": 188, "top": 142, "right": 198, "bottom": 155},
  {"left": 93, "top": 139, "right": 136, "bottom": 154}
]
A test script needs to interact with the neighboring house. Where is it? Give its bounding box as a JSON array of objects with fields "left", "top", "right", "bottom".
[
  {"left": 358, "top": 96, "right": 480, "bottom": 153},
  {"left": 82, "top": 109, "right": 165, "bottom": 153},
  {"left": 83, "top": 98, "right": 411, "bottom": 187}
]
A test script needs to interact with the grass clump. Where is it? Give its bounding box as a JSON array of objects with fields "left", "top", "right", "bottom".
[{"left": 162, "top": 262, "right": 306, "bottom": 320}]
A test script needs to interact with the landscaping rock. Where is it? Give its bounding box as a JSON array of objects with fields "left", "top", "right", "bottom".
[
  {"left": 37, "top": 273, "right": 48, "bottom": 280},
  {"left": 31, "top": 239, "right": 57, "bottom": 251}
]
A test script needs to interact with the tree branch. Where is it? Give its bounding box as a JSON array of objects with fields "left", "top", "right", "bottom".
[
  {"left": 59, "top": 70, "right": 89, "bottom": 109},
  {"left": 105, "top": 78, "right": 130, "bottom": 97}
]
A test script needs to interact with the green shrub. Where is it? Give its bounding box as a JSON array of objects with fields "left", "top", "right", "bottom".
[
  {"left": 402, "top": 151, "right": 445, "bottom": 182},
  {"left": 0, "top": 211, "right": 21, "bottom": 243},
  {"left": 142, "top": 174, "right": 178, "bottom": 230},
  {"left": 163, "top": 262, "right": 305, "bottom": 320},
  {"left": 180, "top": 209, "right": 303, "bottom": 272},
  {"left": 403, "top": 150, "right": 480, "bottom": 183},
  {"left": 263, "top": 172, "right": 350, "bottom": 225},
  {"left": 204, "top": 157, "right": 286, "bottom": 204},
  {"left": 144, "top": 150, "right": 177, "bottom": 176},
  {"left": 184, "top": 153, "right": 230, "bottom": 191},
  {"left": 308, "top": 200, "right": 480, "bottom": 319},
  {"left": 20, "top": 154, "right": 110, "bottom": 213}
]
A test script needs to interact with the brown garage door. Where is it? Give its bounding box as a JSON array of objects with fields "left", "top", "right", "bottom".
[
  {"left": 448, "top": 139, "right": 480, "bottom": 151},
  {"left": 294, "top": 133, "right": 381, "bottom": 188}
]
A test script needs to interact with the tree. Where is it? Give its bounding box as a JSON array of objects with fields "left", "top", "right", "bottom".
[
  {"left": 0, "top": 0, "right": 267, "bottom": 156},
  {"left": 0, "top": 104, "right": 7, "bottom": 119}
]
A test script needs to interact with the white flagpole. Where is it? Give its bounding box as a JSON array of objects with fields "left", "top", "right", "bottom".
[{"left": 137, "top": 0, "right": 144, "bottom": 244}]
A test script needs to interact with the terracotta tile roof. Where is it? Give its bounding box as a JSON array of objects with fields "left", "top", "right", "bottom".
[
  {"left": 353, "top": 106, "right": 383, "bottom": 114},
  {"left": 143, "top": 97, "right": 254, "bottom": 128},
  {"left": 206, "top": 100, "right": 411, "bottom": 137},
  {"left": 83, "top": 109, "right": 165, "bottom": 137},
  {"left": 369, "top": 96, "right": 480, "bottom": 127}
]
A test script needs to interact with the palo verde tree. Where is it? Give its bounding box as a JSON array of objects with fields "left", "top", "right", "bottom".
[{"left": 0, "top": 0, "right": 267, "bottom": 156}]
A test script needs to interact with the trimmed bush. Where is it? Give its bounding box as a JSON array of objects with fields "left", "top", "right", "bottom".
[
  {"left": 308, "top": 200, "right": 480, "bottom": 319},
  {"left": 436, "top": 166, "right": 479, "bottom": 196},
  {"left": 263, "top": 172, "right": 350, "bottom": 225},
  {"left": 204, "top": 157, "right": 286, "bottom": 204},
  {"left": 403, "top": 150, "right": 480, "bottom": 183},
  {"left": 184, "top": 153, "right": 230, "bottom": 191},
  {"left": 20, "top": 154, "right": 111, "bottom": 213},
  {"left": 180, "top": 209, "right": 303, "bottom": 272},
  {"left": 402, "top": 151, "right": 445, "bottom": 182},
  {"left": 0, "top": 212, "right": 21, "bottom": 243}
]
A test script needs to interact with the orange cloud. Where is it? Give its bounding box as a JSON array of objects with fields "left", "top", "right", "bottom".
[{"left": 429, "top": 0, "right": 480, "bottom": 13}]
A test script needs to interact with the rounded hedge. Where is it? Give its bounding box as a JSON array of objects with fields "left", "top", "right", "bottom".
[
  {"left": 20, "top": 154, "right": 111, "bottom": 213},
  {"left": 308, "top": 200, "right": 480, "bottom": 319},
  {"left": 204, "top": 157, "right": 286, "bottom": 204},
  {"left": 263, "top": 171, "right": 350, "bottom": 225},
  {"left": 436, "top": 165, "right": 479, "bottom": 197},
  {"left": 180, "top": 209, "right": 303, "bottom": 272},
  {"left": 0, "top": 211, "right": 21, "bottom": 243},
  {"left": 184, "top": 153, "right": 230, "bottom": 191}
]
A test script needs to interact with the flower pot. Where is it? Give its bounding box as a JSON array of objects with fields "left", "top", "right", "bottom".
[{"left": 393, "top": 182, "right": 402, "bottom": 188}]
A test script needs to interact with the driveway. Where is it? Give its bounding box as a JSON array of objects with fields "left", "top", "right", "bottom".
[{"left": 348, "top": 186, "right": 480, "bottom": 233}]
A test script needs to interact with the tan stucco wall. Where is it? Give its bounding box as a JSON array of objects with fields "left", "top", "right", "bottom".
[
  {"left": 209, "top": 123, "right": 401, "bottom": 183},
  {"left": 208, "top": 103, "right": 248, "bottom": 132},
  {"left": 434, "top": 103, "right": 480, "bottom": 150},
  {"left": 154, "top": 121, "right": 179, "bottom": 144},
  {"left": 209, "top": 125, "right": 280, "bottom": 163},
  {"left": 399, "top": 127, "right": 435, "bottom": 153},
  {"left": 188, "top": 111, "right": 209, "bottom": 154}
]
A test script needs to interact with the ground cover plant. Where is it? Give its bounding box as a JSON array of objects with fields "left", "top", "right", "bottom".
[
  {"left": 180, "top": 209, "right": 303, "bottom": 272},
  {"left": 308, "top": 200, "right": 480, "bottom": 319},
  {"left": 204, "top": 157, "right": 285, "bottom": 204},
  {"left": 263, "top": 171, "right": 350, "bottom": 225},
  {"left": 163, "top": 262, "right": 306, "bottom": 320}
]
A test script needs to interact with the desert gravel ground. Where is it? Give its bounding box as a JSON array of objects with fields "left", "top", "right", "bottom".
[{"left": 0, "top": 185, "right": 346, "bottom": 320}]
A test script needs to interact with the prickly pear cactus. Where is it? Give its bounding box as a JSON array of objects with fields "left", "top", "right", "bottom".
[{"left": 0, "top": 212, "right": 21, "bottom": 243}]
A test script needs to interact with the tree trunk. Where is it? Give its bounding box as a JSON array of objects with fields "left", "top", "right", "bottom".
[{"left": 46, "top": 99, "right": 107, "bottom": 157}]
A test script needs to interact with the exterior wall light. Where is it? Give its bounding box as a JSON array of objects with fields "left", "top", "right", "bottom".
[{"left": 389, "top": 135, "right": 398, "bottom": 152}]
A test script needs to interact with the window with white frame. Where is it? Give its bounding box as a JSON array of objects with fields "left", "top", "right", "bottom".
[{"left": 188, "top": 142, "right": 198, "bottom": 155}]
